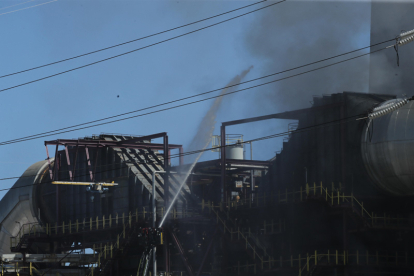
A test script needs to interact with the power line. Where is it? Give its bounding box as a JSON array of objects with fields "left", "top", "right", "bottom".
[
  {"left": 0, "top": 43, "right": 392, "bottom": 147},
  {"left": 0, "top": 0, "right": 57, "bottom": 16},
  {"left": 0, "top": 111, "right": 365, "bottom": 189},
  {"left": 0, "top": 0, "right": 267, "bottom": 79},
  {"left": 0, "top": 0, "right": 286, "bottom": 93},
  {"left": 0, "top": 0, "right": 36, "bottom": 11}
]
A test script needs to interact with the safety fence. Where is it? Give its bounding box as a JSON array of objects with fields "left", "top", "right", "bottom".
[
  {"left": 201, "top": 182, "right": 414, "bottom": 229},
  {"left": 209, "top": 207, "right": 285, "bottom": 269},
  {"left": 0, "top": 261, "right": 94, "bottom": 276},
  {"left": 10, "top": 207, "right": 201, "bottom": 250},
  {"left": 224, "top": 249, "right": 414, "bottom": 276},
  {"left": 0, "top": 262, "right": 42, "bottom": 276},
  {"left": 86, "top": 224, "right": 128, "bottom": 276}
]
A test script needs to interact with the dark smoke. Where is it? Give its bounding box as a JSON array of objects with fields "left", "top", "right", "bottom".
[
  {"left": 369, "top": 1, "right": 414, "bottom": 96},
  {"left": 243, "top": 1, "right": 371, "bottom": 112}
]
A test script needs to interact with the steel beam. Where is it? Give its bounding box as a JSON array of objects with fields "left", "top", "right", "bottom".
[
  {"left": 179, "top": 146, "right": 184, "bottom": 166},
  {"left": 54, "top": 145, "right": 60, "bottom": 224},
  {"left": 64, "top": 146, "right": 73, "bottom": 181},
  {"left": 220, "top": 126, "right": 225, "bottom": 202},
  {"left": 115, "top": 132, "right": 167, "bottom": 145},
  {"left": 72, "top": 145, "right": 79, "bottom": 180},
  {"left": 92, "top": 146, "right": 99, "bottom": 181},
  {"left": 222, "top": 102, "right": 342, "bottom": 126},
  {"left": 45, "top": 140, "right": 182, "bottom": 150},
  {"left": 85, "top": 147, "right": 94, "bottom": 181},
  {"left": 45, "top": 145, "right": 53, "bottom": 181}
]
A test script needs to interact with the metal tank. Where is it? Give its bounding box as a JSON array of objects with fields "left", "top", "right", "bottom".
[
  {"left": 0, "top": 160, "right": 50, "bottom": 254},
  {"left": 361, "top": 99, "right": 414, "bottom": 196},
  {"left": 225, "top": 143, "right": 244, "bottom": 160}
]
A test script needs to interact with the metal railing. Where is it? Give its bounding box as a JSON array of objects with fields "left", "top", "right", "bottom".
[
  {"left": 10, "top": 206, "right": 201, "bottom": 251},
  {"left": 202, "top": 182, "right": 414, "bottom": 229},
  {"left": 224, "top": 249, "right": 414, "bottom": 276}
]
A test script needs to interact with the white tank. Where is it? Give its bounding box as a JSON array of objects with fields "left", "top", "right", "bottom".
[{"left": 225, "top": 144, "right": 244, "bottom": 160}]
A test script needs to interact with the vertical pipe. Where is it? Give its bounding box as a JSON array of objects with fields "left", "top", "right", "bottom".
[
  {"left": 179, "top": 147, "right": 184, "bottom": 166},
  {"left": 163, "top": 135, "right": 170, "bottom": 274},
  {"left": 55, "top": 145, "right": 60, "bottom": 224},
  {"left": 152, "top": 172, "right": 158, "bottom": 276},
  {"left": 72, "top": 145, "right": 79, "bottom": 181},
  {"left": 92, "top": 146, "right": 99, "bottom": 181},
  {"left": 45, "top": 145, "right": 53, "bottom": 180},
  {"left": 220, "top": 125, "right": 226, "bottom": 202},
  {"left": 250, "top": 142, "right": 254, "bottom": 202},
  {"left": 304, "top": 167, "right": 307, "bottom": 185},
  {"left": 340, "top": 104, "right": 346, "bottom": 190},
  {"left": 54, "top": 144, "right": 59, "bottom": 180},
  {"left": 163, "top": 135, "right": 169, "bottom": 207}
]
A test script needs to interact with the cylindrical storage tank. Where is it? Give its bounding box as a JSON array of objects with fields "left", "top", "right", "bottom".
[
  {"left": 0, "top": 160, "right": 50, "bottom": 254},
  {"left": 225, "top": 144, "right": 244, "bottom": 160},
  {"left": 361, "top": 99, "right": 414, "bottom": 196}
]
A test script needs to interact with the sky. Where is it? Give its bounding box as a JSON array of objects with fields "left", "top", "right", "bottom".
[{"left": 0, "top": 0, "right": 372, "bottom": 199}]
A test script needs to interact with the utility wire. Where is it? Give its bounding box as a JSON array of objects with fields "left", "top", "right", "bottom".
[
  {"left": 0, "top": 0, "right": 285, "bottom": 93},
  {"left": 1, "top": 38, "right": 393, "bottom": 145},
  {"left": 0, "top": 44, "right": 391, "bottom": 147},
  {"left": 0, "top": 0, "right": 267, "bottom": 79},
  {"left": 0, "top": 111, "right": 366, "bottom": 190},
  {"left": 0, "top": 0, "right": 36, "bottom": 11},
  {"left": 0, "top": 0, "right": 57, "bottom": 16}
]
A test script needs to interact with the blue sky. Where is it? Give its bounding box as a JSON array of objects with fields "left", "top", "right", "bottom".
[{"left": 0, "top": 0, "right": 371, "bottom": 199}]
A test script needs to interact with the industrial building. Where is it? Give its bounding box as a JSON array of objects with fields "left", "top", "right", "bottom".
[{"left": 1, "top": 91, "right": 414, "bottom": 275}]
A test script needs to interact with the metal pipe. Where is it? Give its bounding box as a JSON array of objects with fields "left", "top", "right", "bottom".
[
  {"left": 220, "top": 126, "right": 226, "bottom": 202},
  {"left": 304, "top": 167, "right": 307, "bottom": 185},
  {"left": 196, "top": 228, "right": 218, "bottom": 276},
  {"left": 152, "top": 170, "right": 166, "bottom": 276},
  {"left": 249, "top": 142, "right": 254, "bottom": 202}
]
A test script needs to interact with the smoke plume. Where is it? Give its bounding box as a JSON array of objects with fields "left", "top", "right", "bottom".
[
  {"left": 243, "top": 1, "right": 371, "bottom": 112},
  {"left": 369, "top": 2, "right": 414, "bottom": 96}
]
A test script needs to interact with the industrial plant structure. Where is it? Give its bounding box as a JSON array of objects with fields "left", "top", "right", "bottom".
[{"left": 1, "top": 91, "right": 414, "bottom": 275}]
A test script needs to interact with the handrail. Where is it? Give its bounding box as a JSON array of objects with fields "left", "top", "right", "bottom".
[
  {"left": 210, "top": 207, "right": 265, "bottom": 268},
  {"left": 224, "top": 249, "right": 414, "bottom": 276},
  {"left": 10, "top": 206, "right": 202, "bottom": 250},
  {"left": 202, "top": 182, "right": 414, "bottom": 230}
]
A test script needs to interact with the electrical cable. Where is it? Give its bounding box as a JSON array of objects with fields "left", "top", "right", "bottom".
[
  {"left": 0, "top": 0, "right": 286, "bottom": 93},
  {"left": 0, "top": 37, "right": 394, "bottom": 146},
  {"left": 0, "top": 0, "right": 57, "bottom": 17},
  {"left": 0, "top": 0, "right": 267, "bottom": 79},
  {"left": 0, "top": 0, "right": 36, "bottom": 11},
  {"left": 0, "top": 45, "right": 391, "bottom": 147}
]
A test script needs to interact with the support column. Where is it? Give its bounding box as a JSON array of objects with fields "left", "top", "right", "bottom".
[
  {"left": 220, "top": 125, "right": 226, "bottom": 202},
  {"left": 64, "top": 146, "right": 73, "bottom": 180},
  {"left": 163, "top": 135, "right": 170, "bottom": 274},
  {"left": 343, "top": 209, "right": 348, "bottom": 276},
  {"left": 179, "top": 146, "right": 184, "bottom": 166},
  {"left": 85, "top": 147, "right": 94, "bottom": 181},
  {"left": 340, "top": 104, "right": 346, "bottom": 190},
  {"left": 72, "top": 145, "right": 79, "bottom": 181},
  {"left": 54, "top": 145, "right": 60, "bottom": 224}
]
